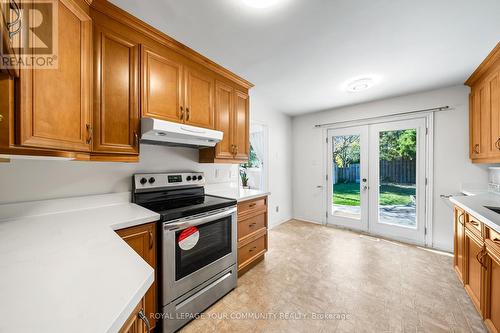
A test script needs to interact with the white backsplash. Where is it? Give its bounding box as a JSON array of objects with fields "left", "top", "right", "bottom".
[
  {"left": 0, "top": 144, "right": 239, "bottom": 204},
  {"left": 489, "top": 167, "right": 500, "bottom": 193}
]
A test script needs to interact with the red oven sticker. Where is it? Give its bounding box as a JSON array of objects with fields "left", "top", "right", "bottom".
[{"left": 178, "top": 226, "right": 200, "bottom": 251}]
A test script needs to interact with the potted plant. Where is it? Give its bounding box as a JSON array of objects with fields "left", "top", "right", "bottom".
[{"left": 240, "top": 166, "right": 249, "bottom": 189}]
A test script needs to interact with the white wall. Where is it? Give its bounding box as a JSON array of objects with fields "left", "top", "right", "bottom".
[
  {"left": 292, "top": 85, "right": 489, "bottom": 252},
  {"left": 250, "top": 92, "right": 293, "bottom": 228}
]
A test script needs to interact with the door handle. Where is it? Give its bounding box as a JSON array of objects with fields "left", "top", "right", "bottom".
[
  {"left": 180, "top": 106, "right": 184, "bottom": 120},
  {"left": 496, "top": 138, "right": 500, "bottom": 150},
  {"left": 149, "top": 231, "right": 153, "bottom": 249},
  {"left": 186, "top": 107, "right": 190, "bottom": 121},
  {"left": 474, "top": 144, "right": 480, "bottom": 154}
]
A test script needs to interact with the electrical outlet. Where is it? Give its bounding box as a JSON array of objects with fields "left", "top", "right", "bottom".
[{"left": 276, "top": 206, "right": 279, "bottom": 213}]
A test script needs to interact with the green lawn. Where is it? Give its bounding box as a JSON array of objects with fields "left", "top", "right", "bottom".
[{"left": 333, "top": 183, "right": 415, "bottom": 206}]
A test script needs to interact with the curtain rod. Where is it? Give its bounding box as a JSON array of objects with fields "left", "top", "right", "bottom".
[{"left": 314, "top": 105, "right": 450, "bottom": 128}]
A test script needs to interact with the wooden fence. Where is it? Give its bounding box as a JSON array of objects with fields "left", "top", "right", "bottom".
[{"left": 334, "top": 159, "right": 416, "bottom": 184}]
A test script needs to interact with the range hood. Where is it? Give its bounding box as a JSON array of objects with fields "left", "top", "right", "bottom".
[{"left": 141, "top": 117, "right": 223, "bottom": 148}]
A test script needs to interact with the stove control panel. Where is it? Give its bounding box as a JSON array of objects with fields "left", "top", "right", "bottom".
[{"left": 134, "top": 172, "right": 205, "bottom": 189}]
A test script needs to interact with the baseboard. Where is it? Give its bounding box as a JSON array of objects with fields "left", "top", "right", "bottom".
[{"left": 291, "top": 217, "right": 324, "bottom": 225}]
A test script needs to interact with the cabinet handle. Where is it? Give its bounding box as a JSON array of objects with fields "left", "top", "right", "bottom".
[
  {"left": 249, "top": 203, "right": 257, "bottom": 208},
  {"left": 476, "top": 248, "right": 488, "bottom": 269},
  {"left": 0, "top": 114, "right": 3, "bottom": 122},
  {"left": 459, "top": 213, "right": 465, "bottom": 224},
  {"left": 235, "top": 145, "right": 239, "bottom": 155},
  {"left": 493, "top": 238, "right": 500, "bottom": 244},
  {"left": 249, "top": 223, "right": 257, "bottom": 227},
  {"left": 249, "top": 246, "right": 257, "bottom": 253},
  {"left": 496, "top": 138, "right": 500, "bottom": 150},
  {"left": 180, "top": 106, "right": 184, "bottom": 120},
  {"left": 149, "top": 231, "right": 153, "bottom": 249},
  {"left": 186, "top": 107, "right": 190, "bottom": 121},
  {"left": 86, "top": 124, "right": 93, "bottom": 144},
  {"left": 134, "top": 131, "right": 139, "bottom": 147},
  {"left": 231, "top": 144, "right": 236, "bottom": 155},
  {"left": 138, "top": 309, "right": 151, "bottom": 333},
  {"left": 474, "top": 144, "right": 480, "bottom": 154},
  {"left": 470, "top": 220, "right": 479, "bottom": 227}
]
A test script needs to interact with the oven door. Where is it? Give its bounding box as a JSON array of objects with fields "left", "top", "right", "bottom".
[{"left": 162, "top": 206, "right": 237, "bottom": 305}]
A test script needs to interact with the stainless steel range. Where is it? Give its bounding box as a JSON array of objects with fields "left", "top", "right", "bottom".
[{"left": 133, "top": 172, "right": 237, "bottom": 333}]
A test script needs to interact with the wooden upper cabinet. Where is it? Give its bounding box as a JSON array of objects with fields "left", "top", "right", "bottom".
[
  {"left": 142, "top": 45, "right": 183, "bottom": 124},
  {"left": 467, "top": 42, "right": 500, "bottom": 163},
  {"left": 199, "top": 83, "right": 250, "bottom": 163},
  {"left": 184, "top": 66, "right": 214, "bottom": 129},
  {"left": 116, "top": 223, "right": 157, "bottom": 332},
  {"left": 233, "top": 90, "right": 249, "bottom": 160},
  {"left": 213, "top": 82, "right": 234, "bottom": 159},
  {"left": 19, "top": 0, "right": 92, "bottom": 152},
  {"left": 92, "top": 23, "right": 140, "bottom": 155}
]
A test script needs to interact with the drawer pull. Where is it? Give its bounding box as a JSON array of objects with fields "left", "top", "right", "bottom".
[
  {"left": 470, "top": 221, "right": 479, "bottom": 227},
  {"left": 248, "top": 246, "right": 257, "bottom": 253},
  {"left": 493, "top": 238, "right": 500, "bottom": 244},
  {"left": 249, "top": 203, "right": 257, "bottom": 208},
  {"left": 249, "top": 223, "right": 257, "bottom": 227}
]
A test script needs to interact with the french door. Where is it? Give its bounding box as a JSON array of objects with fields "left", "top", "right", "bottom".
[{"left": 327, "top": 118, "right": 427, "bottom": 245}]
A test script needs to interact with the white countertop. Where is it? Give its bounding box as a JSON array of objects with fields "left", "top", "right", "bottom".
[
  {"left": 0, "top": 193, "right": 160, "bottom": 333},
  {"left": 206, "top": 187, "right": 270, "bottom": 202},
  {"left": 450, "top": 192, "right": 500, "bottom": 233}
]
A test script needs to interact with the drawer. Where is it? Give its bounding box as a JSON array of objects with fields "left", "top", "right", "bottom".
[
  {"left": 238, "top": 234, "right": 267, "bottom": 267},
  {"left": 466, "top": 214, "right": 483, "bottom": 239},
  {"left": 238, "top": 196, "right": 267, "bottom": 216},
  {"left": 488, "top": 227, "right": 500, "bottom": 253},
  {"left": 238, "top": 212, "right": 266, "bottom": 241}
]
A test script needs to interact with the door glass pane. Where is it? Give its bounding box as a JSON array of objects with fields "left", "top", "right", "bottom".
[
  {"left": 332, "top": 135, "right": 361, "bottom": 220},
  {"left": 378, "top": 129, "right": 417, "bottom": 227}
]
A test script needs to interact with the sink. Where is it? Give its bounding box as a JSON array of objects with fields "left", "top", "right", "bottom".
[{"left": 485, "top": 206, "right": 500, "bottom": 214}]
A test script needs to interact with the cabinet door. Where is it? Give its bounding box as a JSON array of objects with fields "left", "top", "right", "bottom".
[
  {"left": 19, "top": 0, "right": 91, "bottom": 152},
  {"left": 119, "top": 298, "right": 147, "bottom": 333},
  {"left": 117, "top": 223, "right": 157, "bottom": 331},
  {"left": 93, "top": 25, "right": 139, "bottom": 154},
  {"left": 485, "top": 248, "right": 500, "bottom": 333},
  {"left": 233, "top": 90, "right": 249, "bottom": 161},
  {"left": 142, "top": 45, "right": 183, "bottom": 123},
  {"left": 489, "top": 72, "right": 500, "bottom": 158},
  {"left": 184, "top": 67, "right": 214, "bottom": 129},
  {"left": 454, "top": 207, "right": 465, "bottom": 282},
  {"left": 464, "top": 229, "right": 484, "bottom": 314},
  {"left": 214, "top": 81, "right": 234, "bottom": 159},
  {"left": 470, "top": 92, "right": 481, "bottom": 159}
]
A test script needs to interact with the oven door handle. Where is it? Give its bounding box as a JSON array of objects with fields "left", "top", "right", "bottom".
[{"left": 165, "top": 207, "right": 237, "bottom": 231}]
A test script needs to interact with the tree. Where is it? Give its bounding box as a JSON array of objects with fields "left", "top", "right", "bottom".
[
  {"left": 333, "top": 135, "right": 360, "bottom": 168},
  {"left": 379, "top": 129, "right": 416, "bottom": 161}
]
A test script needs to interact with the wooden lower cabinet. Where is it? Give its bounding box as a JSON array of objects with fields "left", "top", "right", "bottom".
[
  {"left": 237, "top": 196, "right": 268, "bottom": 276},
  {"left": 119, "top": 298, "right": 149, "bottom": 333},
  {"left": 453, "top": 206, "right": 500, "bottom": 332},
  {"left": 454, "top": 207, "right": 465, "bottom": 282},
  {"left": 116, "top": 222, "right": 157, "bottom": 332},
  {"left": 485, "top": 246, "right": 500, "bottom": 333},
  {"left": 464, "top": 227, "right": 484, "bottom": 314}
]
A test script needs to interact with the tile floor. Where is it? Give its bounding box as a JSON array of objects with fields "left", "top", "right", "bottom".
[{"left": 179, "top": 220, "right": 486, "bottom": 332}]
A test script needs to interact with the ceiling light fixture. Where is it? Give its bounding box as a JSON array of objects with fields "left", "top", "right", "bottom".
[
  {"left": 242, "top": 0, "right": 285, "bottom": 9},
  {"left": 345, "top": 77, "right": 380, "bottom": 93}
]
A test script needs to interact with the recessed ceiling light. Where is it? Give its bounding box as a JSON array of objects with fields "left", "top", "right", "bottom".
[
  {"left": 346, "top": 78, "right": 376, "bottom": 93},
  {"left": 242, "top": 0, "right": 285, "bottom": 9}
]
